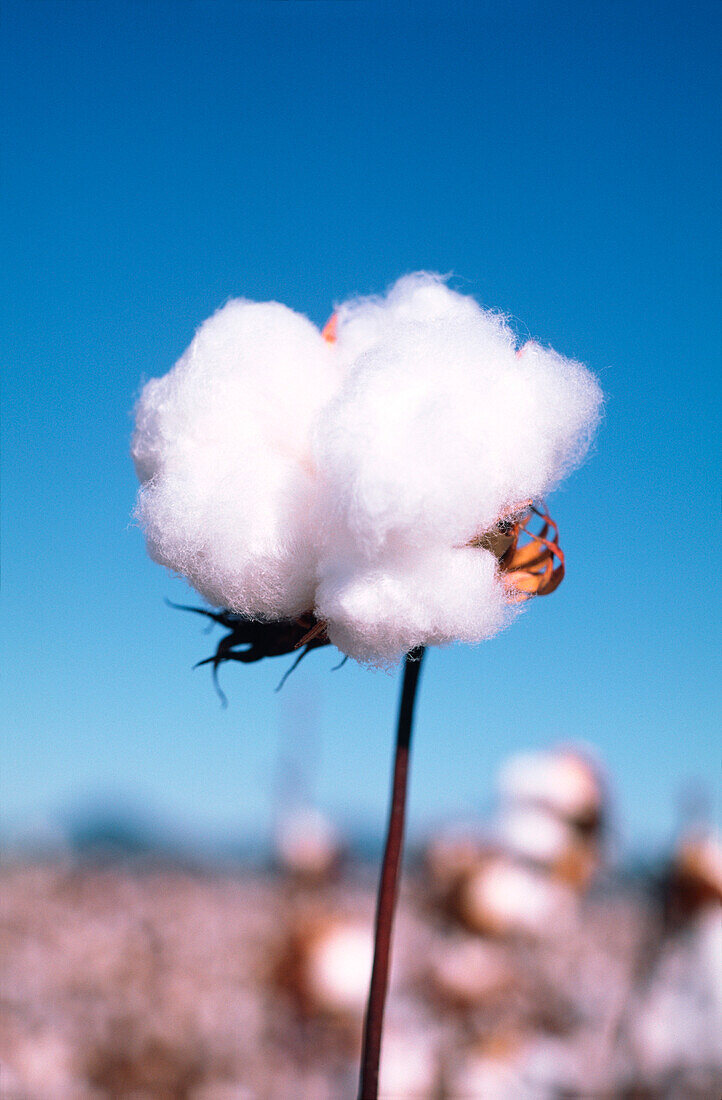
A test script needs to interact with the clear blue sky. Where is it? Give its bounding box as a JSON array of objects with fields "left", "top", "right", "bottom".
[{"left": 2, "top": 0, "right": 720, "bottom": 857}]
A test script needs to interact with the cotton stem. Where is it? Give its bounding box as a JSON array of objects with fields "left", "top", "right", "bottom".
[{"left": 358, "top": 646, "right": 425, "bottom": 1100}]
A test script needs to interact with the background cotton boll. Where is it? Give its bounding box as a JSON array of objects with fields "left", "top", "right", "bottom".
[
  {"left": 275, "top": 807, "right": 343, "bottom": 881},
  {"left": 498, "top": 749, "right": 603, "bottom": 827},
  {"left": 133, "top": 299, "right": 338, "bottom": 618},
  {"left": 316, "top": 544, "right": 512, "bottom": 666},
  {"left": 497, "top": 805, "right": 576, "bottom": 866},
  {"left": 458, "top": 859, "right": 577, "bottom": 939},
  {"left": 302, "top": 920, "right": 374, "bottom": 1017}
]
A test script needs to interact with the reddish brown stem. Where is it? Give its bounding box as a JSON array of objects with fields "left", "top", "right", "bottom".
[{"left": 358, "top": 646, "right": 426, "bottom": 1100}]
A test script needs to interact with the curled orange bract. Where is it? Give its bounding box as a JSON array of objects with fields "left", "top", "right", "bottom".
[
  {"left": 496, "top": 504, "right": 565, "bottom": 600},
  {"left": 469, "top": 503, "right": 564, "bottom": 600}
]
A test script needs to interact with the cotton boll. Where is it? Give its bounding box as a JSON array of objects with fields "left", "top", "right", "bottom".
[
  {"left": 496, "top": 804, "right": 601, "bottom": 890},
  {"left": 318, "top": 274, "right": 602, "bottom": 562},
  {"left": 497, "top": 805, "right": 576, "bottom": 866},
  {"left": 457, "top": 858, "right": 576, "bottom": 939},
  {"left": 302, "top": 920, "right": 374, "bottom": 1017},
  {"left": 675, "top": 831, "right": 722, "bottom": 901},
  {"left": 276, "top": 913, "right": 374, "bottom": 1023},
  {"left": 498, "top": 749, "right": 604, "bottom": 828},
  {"left": 132, "top": 299, "right": 338, "bottom": 619},
  {"left": 316, "top": 543, "right": 512, "bottom": 666},
  {"left": 275, "top": 807, "right": 343, "bottom": 881},
  {"left": 377, "top": 1029, "right": 440, "bottom": 1099},
  {"left": 132, "top": 275, "right": 601, "bottom": 668},
  {"left": 667, "top": 831, "right": 722, "bottom": 920}
]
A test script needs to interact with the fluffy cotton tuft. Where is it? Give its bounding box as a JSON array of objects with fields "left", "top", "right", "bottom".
[
  {"left": 315, "top": 543, "right": 512, "bottom": 666},
  {"left": 132, "top": 274, "right": 602, "bottom": 666},
  {"left": 132, "top": 299, "right": 338, "bottom": 619},
  {"left": 319, "top": 275, "right": 601, "bottom": 552}
]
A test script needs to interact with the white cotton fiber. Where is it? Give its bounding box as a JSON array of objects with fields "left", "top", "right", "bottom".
[
  {"left": 310, "top": 273, "right": 601, "bottom": 663},
  {"left": 315, "top": 543, "right": 512, "bottom": 666},
  {"left": 132, "top": 299, "right": 338, "bottom": 619},
  {"left": 318, "top": 274, "right": 601, "bottom": 552},
  {"left": 132, "top": 274, "right": 602, "bottom": 666}
]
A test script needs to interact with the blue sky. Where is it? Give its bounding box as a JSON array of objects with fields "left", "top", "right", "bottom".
[{"left": 2, "top": 0, "right": 720, "bottom": 857}]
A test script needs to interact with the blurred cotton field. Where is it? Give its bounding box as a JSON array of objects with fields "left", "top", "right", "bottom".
[{"left": 2, "top": 746, "right": 720, "bottom": 1099}]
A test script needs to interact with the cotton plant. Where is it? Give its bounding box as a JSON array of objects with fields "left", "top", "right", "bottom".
[{"left": 132, "top": 272, "right": 602, "bottom": 1099}]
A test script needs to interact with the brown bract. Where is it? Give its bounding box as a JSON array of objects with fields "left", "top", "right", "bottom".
[
  {"left": 482, "top": 502, "right": 565, "bottom": 601},
  {"left": 168, "top": 604, "right": 332, "bottom": 703}
]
